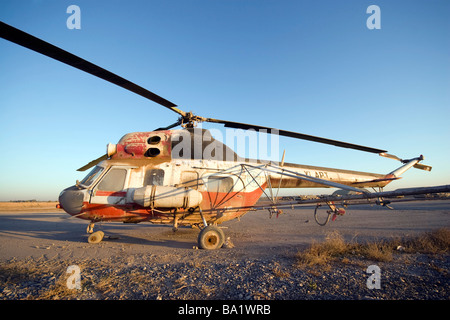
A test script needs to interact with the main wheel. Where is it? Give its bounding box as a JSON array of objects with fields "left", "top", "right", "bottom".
[
  {"left": 197, "top": 225, "right": 225, "bottom": 250},
  {"left": 88, "top": 231, "right": 104, "bottom": 244}
]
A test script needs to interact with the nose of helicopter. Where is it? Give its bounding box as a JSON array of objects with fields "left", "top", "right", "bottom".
[{"left": 58, "top": 186, "right": 85, "bottom": 215}]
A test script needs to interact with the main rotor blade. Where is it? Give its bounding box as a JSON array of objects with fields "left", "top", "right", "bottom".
[
  {"left": 153, "top": 118, "right": 183, "bottom": 131},
  {"left": 0, "top": 21, "right": 185, "bottom": 117},
  {"left": 77, "top": 154, "right": 108, "bottom": 172},
  {"left": 206, "top": 118, "right": 387, "bottom": 154}
]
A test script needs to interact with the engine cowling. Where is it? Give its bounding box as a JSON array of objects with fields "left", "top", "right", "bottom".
[{"left": 131, "top": 185, "right": 203, "bottom": 209}]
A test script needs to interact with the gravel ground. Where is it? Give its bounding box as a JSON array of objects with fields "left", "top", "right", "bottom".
[
  {"left": 1, "top": 201, "right": 448, "bottom": 303},
  {"left": 1, "top": 249, "right": 448, "bottom": 300}
]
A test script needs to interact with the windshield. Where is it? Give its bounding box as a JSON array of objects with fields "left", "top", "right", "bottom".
[{"left": 79, "top": 166, "right": 104, "bottom": 187}]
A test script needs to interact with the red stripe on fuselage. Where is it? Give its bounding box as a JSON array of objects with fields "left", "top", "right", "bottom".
[{"left": 95, "top": 190, "right": 127, "bottom": 197}]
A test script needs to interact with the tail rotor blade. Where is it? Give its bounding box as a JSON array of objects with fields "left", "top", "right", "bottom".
[
  {"left": 380, "top": 153, "right": 432, "bottom": 172},
  {"left": 379, "top": 153, "right": 403, "bottom": 161},
  {"left": 413, "top": 163, "right": 432, "bottom": 172}
]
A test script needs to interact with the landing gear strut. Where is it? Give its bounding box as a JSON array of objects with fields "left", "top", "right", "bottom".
[{"left": 87, "top": 222, "right": 95, "bottom": 234}]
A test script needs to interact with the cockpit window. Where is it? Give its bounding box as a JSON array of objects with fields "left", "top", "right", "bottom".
[
  {"left": 80, "top": 166, "right": 104, "bottom": 187},
  {"left": 97, "top": 168, "right": 127, "bottom": 191}
]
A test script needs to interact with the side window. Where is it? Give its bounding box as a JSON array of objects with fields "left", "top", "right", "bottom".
[
  {"left": 180, "top": 171, "right": 199, "bottom": 189},
  {"left": 207, "top": 176, "right": 234, "bottom": 193},
  {"left": 80, "top": 166, "right": 104, "bottom": 187},
  {"left": 144, "top": 169, "right": 164, "bottom": 186},
  {"left": 97, "top": 168, "right": 127, "bottom": 191}
]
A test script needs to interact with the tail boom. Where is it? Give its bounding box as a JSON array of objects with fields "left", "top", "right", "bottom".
[{"left": 266, "top": 154, "right": 431, "bottom": 190}]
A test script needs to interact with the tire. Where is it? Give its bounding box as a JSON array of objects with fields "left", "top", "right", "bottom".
[
  {"left": 197, "top": 225, "right": 225, "bottom": 250},
  {"left": 88, "top": 231, "right": 104, "bottom": 244}
]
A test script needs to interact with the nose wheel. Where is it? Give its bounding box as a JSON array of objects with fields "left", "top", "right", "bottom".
[{"left": 88, "top": 231, "right": 104, "bottom": 244}]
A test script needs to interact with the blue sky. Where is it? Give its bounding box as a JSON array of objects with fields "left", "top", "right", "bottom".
[{"left": 0, "top": 0, "right": 449, "bottom": 200}]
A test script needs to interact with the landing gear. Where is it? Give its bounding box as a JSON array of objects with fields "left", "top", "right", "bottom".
[
  {"left": 197, "top": 225, "right": 225, "bottom": 250},
  {"left": 86, "top": 222, "right": 104, "bottom": 243},
  {"left": 196, "top": 208, "right": 225, "bottom": 250}
]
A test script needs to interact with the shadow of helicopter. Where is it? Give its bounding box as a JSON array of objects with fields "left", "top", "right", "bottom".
[{"left": 99, "top": 225, "right": 199, "bottom": 249}]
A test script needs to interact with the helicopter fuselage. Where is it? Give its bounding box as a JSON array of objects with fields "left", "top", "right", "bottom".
[{"left": 58, "top": 128, "right": 392, "bottom": 227}]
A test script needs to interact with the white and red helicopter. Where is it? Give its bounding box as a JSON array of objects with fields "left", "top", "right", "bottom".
[{"left": 1, "top": 21, "right": 442, "bottom": 250}]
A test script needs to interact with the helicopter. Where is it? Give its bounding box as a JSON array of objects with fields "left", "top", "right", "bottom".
[{"left": 0, "top": 21, "right": 435, "bottom": 250}]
